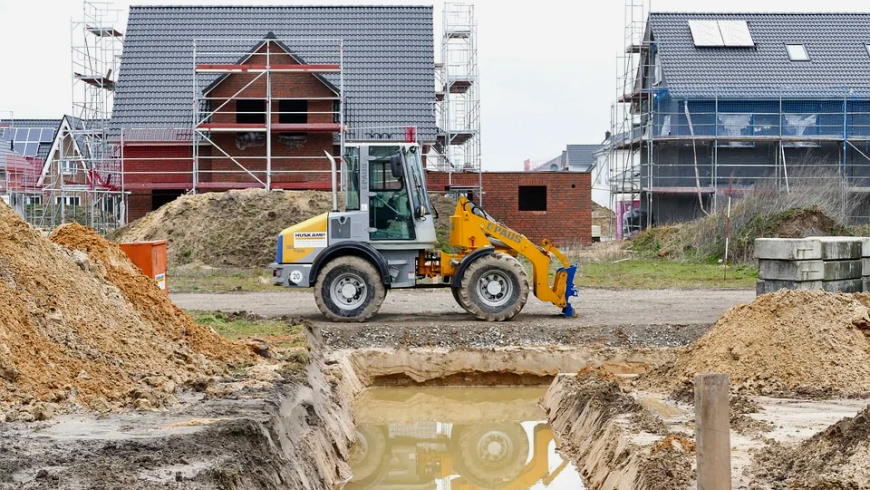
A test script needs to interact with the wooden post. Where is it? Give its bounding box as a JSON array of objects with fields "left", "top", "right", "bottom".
[{"left": 694, "top": 373, "right": 731, "bottom": 490}]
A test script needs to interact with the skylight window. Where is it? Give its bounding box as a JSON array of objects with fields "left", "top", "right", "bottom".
[
  {"left": 786, "top": 44, "right": 810, "bottom": 61},
  {"left": 688, "top": 19, "right": 754, "bottom": 47}
]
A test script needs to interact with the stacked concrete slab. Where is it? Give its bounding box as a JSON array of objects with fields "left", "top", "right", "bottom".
[{"left": 755, "top": 237, "right": 868, "bottom": 295}]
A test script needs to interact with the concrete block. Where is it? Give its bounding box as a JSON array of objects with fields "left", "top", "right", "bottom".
[
  {"left": 757, "top": 279, "right": 823, "bottom": 295},
  {"left": 754, "top": 239, "right": 822, "bottom": 260},
  {"left": 804, "top": 236, "right": 864, "bottom": 260},
  {"left": 822, "top": 279, "right": 864, "bottom": 293},
  {"left": 756, "top": 278, "right": 863, "bottom": 295},
  {"left": 863, "top": 257, "right": 870, "bottom": 276},
  {"left": 758, "top": 259, "right": 862, "bottom": 281},
  {"left": 865, "top": 276, "right": 870, "bottom": 293},
  {"left": 758, "top": 259, "right": 821, "bottom": 281}
]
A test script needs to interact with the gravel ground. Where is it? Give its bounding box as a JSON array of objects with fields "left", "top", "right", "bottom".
[{"left": 172, "top": 288, "right": 755, "bottom": 349}]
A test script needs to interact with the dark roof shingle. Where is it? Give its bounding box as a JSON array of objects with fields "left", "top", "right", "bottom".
[
  {"left": 112, "top": 6, "right": 437, "bottom": 141},
  {"left": 649, "top": 12, "right": 870, "bottom": 97}
]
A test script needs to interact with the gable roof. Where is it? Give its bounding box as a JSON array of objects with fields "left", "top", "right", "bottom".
[
  {"left": 0, "top": 119, "right": 61, "bottom": 163},
  {"left": 648, "top": 12, "right": 870, "bottom": 98},
  {"left": 533, "top": 144, "right": 601, "bottom": 172},
  {"left": 112, "top": 5, "right": 437, "bottom": 141},
  {"left": 564, "top": 144, "right": 600, "bottom": 171},
  {"left": 201, "top": 33, "right": 339, "bottom": 96}
]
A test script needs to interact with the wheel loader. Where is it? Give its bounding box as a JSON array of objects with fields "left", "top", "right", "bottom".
[{"left": 271, "top": 142, "right": 577, "bottom": 322}]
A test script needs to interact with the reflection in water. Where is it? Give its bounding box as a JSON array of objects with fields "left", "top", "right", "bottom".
[{"left": 344, "top": 386, "right": 584, "bottom": 490}]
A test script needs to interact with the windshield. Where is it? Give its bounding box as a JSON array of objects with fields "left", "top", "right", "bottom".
[{"left": 404, "top": 146, "right": 431, "bottom": 217}]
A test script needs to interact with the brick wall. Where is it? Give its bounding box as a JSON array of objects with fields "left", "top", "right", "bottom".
[
  {"left": 427, "top": 171, "right": 592, "bottom": 246},
  {"left": 205, "top": 43, "right": 336, "bottom": 185}
]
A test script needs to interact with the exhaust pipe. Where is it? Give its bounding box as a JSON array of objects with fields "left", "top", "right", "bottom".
[{"left": 324, "top": 151, "right": 338, "bottom": 212}]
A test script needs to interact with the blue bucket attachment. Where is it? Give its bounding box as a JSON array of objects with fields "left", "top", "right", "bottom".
[{"left": 558, "top": 264, "right": 579, "bottom": 317}]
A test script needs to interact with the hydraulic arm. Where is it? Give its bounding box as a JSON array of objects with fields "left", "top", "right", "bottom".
[{"left": 445, "top": 196, "right": 578, "bottom": 316}]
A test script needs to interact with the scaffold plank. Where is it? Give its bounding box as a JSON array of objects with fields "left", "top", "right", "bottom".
[{"left": 195, "top": 64, "right": 341, "bottom": 73}]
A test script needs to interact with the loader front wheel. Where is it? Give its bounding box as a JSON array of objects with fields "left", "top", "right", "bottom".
[
  {"left": 452, "top": 287, "right": 472, "bottom": 313},
  {"left": 458, "top": 253, "right": 529, "bottom": 321},
  {"left": 314, "top": 256, "right": 385, "bottom": 322}
]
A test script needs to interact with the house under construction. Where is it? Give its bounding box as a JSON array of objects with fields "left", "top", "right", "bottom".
[{"left": 610, "top": 4, "right": 870, "bottom": 233}]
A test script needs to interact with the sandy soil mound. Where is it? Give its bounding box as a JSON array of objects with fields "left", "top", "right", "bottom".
[
  {"left": 633, "top": 206, "right": 848, "bottom": 263},
  {"left": 0, "top": 203, "right": 254, "bottom": 420},
  {"left": 110, "top": 189, "right": 332, "bottom": 268},
  {"left": 752, "top": 405, "right": 870, "bottom": 489},
  {"left": 647, "top": 290, "right": 870, "bottom": 397},
  {"left": 592, "top": 202, "right": 614, "bottom": 239}
]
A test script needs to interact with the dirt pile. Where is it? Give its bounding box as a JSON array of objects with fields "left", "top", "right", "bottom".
[
  {"left": 0, "top": 203, "right": 254, "bottom": 420},
  {"left": 646, "top": 290, "right": 870, "bottom": 397},
  {"left": 751, "top": 404, "right": 870, "bottom": 489},
  {"left": 544, "top": 371, "right": 694, "bottom": 490},
  {"left": 428, "top": 192, "right": 458, "bottom": 250},
  {"left": 633, "top": 207, "right": 848, "bottom": 263},
  {"left": 592, "top": 202, "right": 614, "bottom": 239},
  {"left": 110, "top": 188, "right": 333, "bottom": 267}
]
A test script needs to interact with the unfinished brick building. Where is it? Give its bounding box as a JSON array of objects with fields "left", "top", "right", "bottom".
[
  {"left": 112, "top": 6, "right": 439, "bottom": 219},
  {"left": 428, "top": 171, "right": 592, "bottom": 246}
]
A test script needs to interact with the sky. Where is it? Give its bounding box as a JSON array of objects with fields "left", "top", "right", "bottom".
[{"left": 0, "top": 0, "right": 867, "bottom": 170}]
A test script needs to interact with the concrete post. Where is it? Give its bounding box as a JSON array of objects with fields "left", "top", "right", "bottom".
[{"left": 694, "top": 373, "right": 731, "bottom": 490}]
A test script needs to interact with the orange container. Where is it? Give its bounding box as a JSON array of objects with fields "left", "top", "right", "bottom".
[{"left": 119, "top": 240, "right": 168, "bottom": 292}]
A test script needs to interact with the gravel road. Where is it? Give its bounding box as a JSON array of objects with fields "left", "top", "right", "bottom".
[{"left": 172, "top": 288, "right": 755, "bottom": 348}]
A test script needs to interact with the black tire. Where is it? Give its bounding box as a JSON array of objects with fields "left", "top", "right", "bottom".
[
  {"left": 347, "top": 425, "right": 387, "bottom": 485},
  {"left": 314, "top": 256, "right": 386, "bottom": 322},
  {"left": 458, "top": 253, "right": 529, "bottom": 321},
  {"left": 453, "top": 423, "right": 529, "bottom": 488},
  {"left": 452, "top": 286, "right": 472, "bottom": 313}
]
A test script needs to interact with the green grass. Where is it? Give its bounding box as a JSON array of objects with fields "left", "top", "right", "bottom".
[
  {"left": 189, "top": 311, "right": 307, "bottom": 349},
  {"left": 170, "top": 267, "right": 281, "bottom": 293},
  {"left": 575, "top": 258, "right": 757, "bottom": 289}
]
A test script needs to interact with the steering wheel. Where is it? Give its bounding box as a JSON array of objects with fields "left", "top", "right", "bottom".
[{"left": 372, "top": 193, "right": 402, "bottom": 216}]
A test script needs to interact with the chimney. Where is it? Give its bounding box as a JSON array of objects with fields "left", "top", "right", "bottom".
[{"left": 523, "top": 159, "right": 531, "bottom": 171}]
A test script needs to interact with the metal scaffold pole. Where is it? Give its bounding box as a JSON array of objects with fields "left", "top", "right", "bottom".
[{"left": 435, "top": 2, "right": 483, "bottom": 204}]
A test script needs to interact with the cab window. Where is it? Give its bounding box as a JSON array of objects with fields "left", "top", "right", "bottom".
[
  {"left": 344, "top": 146, "right": 360, "bottom": 211},
  {"left": 368, "top": 146, "right": 414, "bottom": 240}
]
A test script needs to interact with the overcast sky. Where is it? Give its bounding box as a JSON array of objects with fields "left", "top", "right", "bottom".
[{"left": 0, "top": 0, "right": 866, "bottom": 170}]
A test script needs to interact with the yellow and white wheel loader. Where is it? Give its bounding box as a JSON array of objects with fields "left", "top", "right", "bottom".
[{"left": 271, "top": 142, "right": 577, "bottom": 322}]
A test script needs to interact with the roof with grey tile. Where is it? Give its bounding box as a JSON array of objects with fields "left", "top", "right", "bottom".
[
  {"left": 112, "top": 5, "right": 437, "bottom": 141},
  {"left": 564, "top": 144, "right": 600, "bottom": 172},
  {"left": 0, "top": 119, "right": 61, "bottom": 163},
  {"left": 648, "top": 12, "right": 870, "bottom": 98}
]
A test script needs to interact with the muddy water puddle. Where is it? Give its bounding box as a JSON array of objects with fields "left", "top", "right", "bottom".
[{"left": 343, "top": 385, "right": 584, "bottom": 489}]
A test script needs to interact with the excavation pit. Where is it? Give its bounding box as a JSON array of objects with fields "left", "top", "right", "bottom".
[{"left": 342, "top": 385, "right": 584, "bottom": 489}]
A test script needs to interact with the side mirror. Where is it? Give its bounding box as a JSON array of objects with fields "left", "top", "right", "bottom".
[
  {"left": 416, "top": 205, "right": 428, "bottom": 219},
  {"left": 389, "top": 154, "right": 404, "bottom": 179}
]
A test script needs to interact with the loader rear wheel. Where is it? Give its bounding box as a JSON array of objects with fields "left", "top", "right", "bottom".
[
  {"left": 314, "top": 256, "right": 385, "bottom": 322},
  {"left": 458, "top": 253, "right": 529, "bottom": 321}
]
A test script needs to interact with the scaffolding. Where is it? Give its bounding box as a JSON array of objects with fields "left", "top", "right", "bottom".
[
  {"left": 24, "top": 0, "right": 126, "bottom": 232},
  {"left": 433, "top": 2, "right": 483, "bottom": 202},
  {"left": 608, "top": 2, "right": 870, "bottom": 236},
  {"left": 190, "top": 37, "right": 344, "bottom": 191},
  {"left": 608, "top": 0, "right": 647, "bottom": 238}
]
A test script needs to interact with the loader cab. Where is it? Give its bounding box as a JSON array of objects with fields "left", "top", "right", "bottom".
[{"left": 342, "top": 143, "right": 436, "bottom": 247}]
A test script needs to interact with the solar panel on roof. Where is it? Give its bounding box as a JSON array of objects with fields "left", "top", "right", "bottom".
[
  {"left": 718, "top": 20, "right": 754, "bottom": 47},
  {"left": 3, "top": 126, "right": 56, "bottom": 158},
  {"left": 689, "top": 20, "right": 724, "bottom": 47},
  {"left": 689, "top": 20, "right": 754, "bottom": 48}
]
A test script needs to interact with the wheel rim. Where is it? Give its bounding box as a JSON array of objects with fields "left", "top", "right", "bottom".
[
  {"left": 330, "top": 272, "right": 367, "bottom": 310},
  {"left": 476, "top": 270, "right": 513, "bottom": 308},
  {"left": 476, "top": 430, "right": 513, "bottom": 464},
  {"left": 348, "top": 430, "right": 368, "bottom": 465}
]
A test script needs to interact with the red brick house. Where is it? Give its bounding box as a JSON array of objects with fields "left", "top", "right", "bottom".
[{"left": 112, "top": 6, "right": 438, "bottom": 219}]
